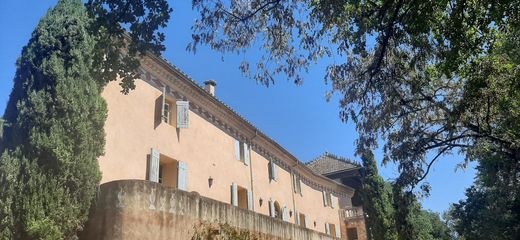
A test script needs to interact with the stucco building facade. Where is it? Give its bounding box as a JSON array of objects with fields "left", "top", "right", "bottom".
[{"left": 96, "top": 53, "right": 367, "bottom": 239}]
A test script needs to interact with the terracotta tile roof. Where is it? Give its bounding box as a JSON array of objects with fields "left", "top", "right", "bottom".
[{"left": 306, "top": 152, "right": 361, "bottom": 175}]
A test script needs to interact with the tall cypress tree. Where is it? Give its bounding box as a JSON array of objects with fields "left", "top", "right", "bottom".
[{"left": 0, "top": 0, "right": 106, "bottom": 239}]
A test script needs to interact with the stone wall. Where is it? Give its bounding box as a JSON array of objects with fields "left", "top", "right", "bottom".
[{"left": 80, "top": 180, "right": 339, "bottom": 240}]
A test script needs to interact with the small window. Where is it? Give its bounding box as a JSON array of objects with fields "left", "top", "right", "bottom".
[
  {"left": 269, "top": 160, "right": 278, "bottom": 181},
  {"left": 323, "top": 191, "right": 332, "bottom": 207},
  {"left": 329, "top": 223, "right": 337, "bottom": 237},
  {"left": 235, "top": 140, "right": 250, "bottom": 165},
  {"left": 347, "top": 228, "right": 359, "bottom": 240},
  {"left": 298, "top": 213, "right": 306, "bottom": 228}
]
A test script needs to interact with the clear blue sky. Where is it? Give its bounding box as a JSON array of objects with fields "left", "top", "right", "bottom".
[{"left": 0, "top": 0, "right": 476, "bottom": 214}]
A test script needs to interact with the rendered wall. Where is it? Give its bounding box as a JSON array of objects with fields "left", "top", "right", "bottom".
[
  {"left": 100, "top": 78, "right": 345, "bottom": 235},
  {"left": 80, "top": 180, "right": 338, "bottom": 240}
]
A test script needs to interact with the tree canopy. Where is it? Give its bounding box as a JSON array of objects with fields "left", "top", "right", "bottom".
[{"left": 0, "top": 0, "right": 171, "bottom": 239}]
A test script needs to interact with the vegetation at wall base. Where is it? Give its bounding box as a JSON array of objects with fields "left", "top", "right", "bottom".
[{"left": 0, "top": 0, "right": 170, "bottom": 239}]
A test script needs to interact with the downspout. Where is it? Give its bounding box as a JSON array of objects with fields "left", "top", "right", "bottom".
[{"left": 248, "top": 130, "right": 258, "bottom": 211}]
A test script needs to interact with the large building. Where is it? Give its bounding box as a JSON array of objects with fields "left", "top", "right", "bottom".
[{"left": 95, "top": 53, "right": 367, "bottom": 239}]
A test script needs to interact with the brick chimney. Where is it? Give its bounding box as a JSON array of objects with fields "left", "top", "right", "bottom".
[{"left": 204, "top": 80, "right": 217, "bottom": 96}]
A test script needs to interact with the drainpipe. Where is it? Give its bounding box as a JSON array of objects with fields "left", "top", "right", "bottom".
[{"left": 248, "top": 130, "right": 258, "bottom": 211}]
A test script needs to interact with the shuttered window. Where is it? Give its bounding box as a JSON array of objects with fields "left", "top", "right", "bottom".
[
  {"left": 235, "top": 140, "right": 251, "bottom": 166},
  {"left": 149, "top": 148, "right": 160, "bottom": 183},
  {"left": 269, "top": 160, "right": 278, "bottom": 181},
  {"left": 176, "top": 101, "right": 189, "bottom": 128},
  {"left": 177, "top": 161, "right": 188, "bottom": 191},
  {"left": 292, "top": 173, "right": 302, "bottom": 195}
]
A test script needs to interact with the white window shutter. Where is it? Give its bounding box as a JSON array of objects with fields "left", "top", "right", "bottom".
[
  {"left": 304, "top": 215, "right": 308, "bottom": 228},
  {"left": 272, "top": 162, "right": 278, "bottom": 181},
  {"left": 323, "top": 191, "right": 328, "bottom": 207},
  {"left": 243, "top": 143, "right": 250, "bottom": 166},
  {"left": 282, "top": 206, "right": 289, "bottom": 221},
  {"left": 231, "top": 183, "right": 238, "bottom": 206},
  {"left": 331, "top": 195, "right": 336, "bottom": 209},
  {"left": 335, "top": 224, "right": 341, "bottom": 238},
  {"left": 325, "top": 223, "right": 330, "bottom": 235},
  {"left": 269, "top": 199, "right": 275, "bottom": 217},
  {"left": 176, "top": 101, "right": 189, "bottom": 128},
  {"left": 177, "top": 161, "right": 188, "bottom": 191},
  {"left": 295, "top": 211, "right": 300, "bottom": 225},
  {"left": 149, "top": 148, "right": 160, "bottom": 183},
  {"left": 161, "top": 87, "right": 166, "bottom": 122},
  {"left": 247, "top": 189, "right": 253, "bottom": 210},
  {"left": 300, "top": 180, "right": 304, "bottom": 196},
  {"left": 235, "top": 139, "right": 241, "bottom": 160}
]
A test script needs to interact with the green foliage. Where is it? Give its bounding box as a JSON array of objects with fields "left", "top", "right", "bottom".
[
  {"left": 190, "top": 2, "right": 520, "bottom": 239},
  {"left": 191, "top": 222, "right": 259, "bottom": 240},
  {"left": 361, "top": 150, "right": 453, "bottom": 240},
  {"left": 360, "top": 150, "right": 398, "bottom": 240},
  {"left": 0, "top": 0, "right": 171, "bottom": 239},
  {"left": 0, "top": 1, "right": 104, "bottom": 238}
]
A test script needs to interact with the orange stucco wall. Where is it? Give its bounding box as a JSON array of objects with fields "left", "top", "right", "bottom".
[{"left": 99, "top": 78, "right": 344, "bottom": 236}]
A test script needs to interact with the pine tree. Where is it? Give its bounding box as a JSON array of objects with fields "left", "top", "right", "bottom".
[
  {"left": 0, "top": 0, "right": 106, "bottom": 238},
  {"left": 359, "top": 150, "right": 398, "bottom": 240}
]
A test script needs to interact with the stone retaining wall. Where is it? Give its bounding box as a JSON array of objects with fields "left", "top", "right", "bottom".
[{"left": 80, "top": 180, "right": 338, "bottom": 240}]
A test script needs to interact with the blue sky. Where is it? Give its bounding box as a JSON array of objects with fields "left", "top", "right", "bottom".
[{"left": 0, "top": 0, "right": 476, "bottom": 214}]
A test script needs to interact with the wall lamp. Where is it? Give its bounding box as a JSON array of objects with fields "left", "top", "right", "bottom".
[{"left": 208, "top": 176, "right": 214, "bottom": 188}]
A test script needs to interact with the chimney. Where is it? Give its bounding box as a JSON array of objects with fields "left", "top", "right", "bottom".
[{"left": 204, "top": 80, "right": 217, "bottom": 96}]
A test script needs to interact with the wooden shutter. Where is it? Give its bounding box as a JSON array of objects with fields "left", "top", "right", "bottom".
[
  {"left": 335, "top": 224, "right": 341, "bottom": 238},
  {"left": 269, "top": 199, "right": 275, "bottom": 217},
  {"left": 300, "top": 179, "right": 304, "bottom": 196},
  {"left": 270, "top": 161, "right": 278, "bottom": 181},
  {"left": 161, "top": 87, "right": 167, "bottom": 122},
  {"left": 149, "top": 148, "right": 160, "bottom": 183},
  {"left": 325, "top": 223, "right": 330, "bottom": 235},
  {"left": 247, "top": 189, "right": 253, "bottom": 210},
  {"left": 282, "top": 206, "right": 289, "bottom": 221},
  {"left": 176, "top": 101, "right": 189, "bottom": 128},
  {"left": 322, "top": 191, "right": 328, "bottom": 207},
  {"left": 235, "top": 139, "right": 241, "bottom": 160},
  {"left": 177, "top": 161, "right": 188, "bottom": 191},
  {"left": 231, "top": 183, "right": 238, "bottom": 206},
  {"left": 243, "top": 143, "right": 250, "bottom": 166}
]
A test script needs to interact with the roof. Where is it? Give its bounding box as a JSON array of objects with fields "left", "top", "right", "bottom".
[{"left": 306, "top": 152, "right": 361, "bottom": 176}]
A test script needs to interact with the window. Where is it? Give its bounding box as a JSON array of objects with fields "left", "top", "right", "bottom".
[
  {"left": 269, "top": 160, "right": 278, "bottom": 181},
  {"left": 347, "top": 228, "right": 359, "bottom": 240},
  {"left": 323, "top": 191, "right": 332, "bottom": 207},
  {"left": 148, "top": 148, "right": 186, "bottom": 190},
  {"left": 231, "top": 183, "right": 253, "bottom": 210},
  {"left": 329, "top": 223, "right": 338, "bottom": 238},
  {"left": 234, "top": 139, "right": 250, "bottom": 165},
  {"left": 292, "top": 173, "right": 302, "bottom": 195},
  {"left": 296, "top": 212, "right": 306, "bottom": 228}
]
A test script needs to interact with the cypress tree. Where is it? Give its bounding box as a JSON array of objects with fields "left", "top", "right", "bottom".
[{"left": 0, "top": 0, "right": 106, "bottom": 239}]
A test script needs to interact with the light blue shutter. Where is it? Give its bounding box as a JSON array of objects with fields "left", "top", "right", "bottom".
[
  {"left": 282, "top": 206, "right": 289, "bottom": 221},
  {"left": 325, "top": 223, "right": 330, "bottom": 235},
  {"left": 243, "top": 143, "right": 250, "bottom": 166},
  {"left": 270, "top": 161, "right": 278, "bottom": 181},
  {"left": 161, "top": 87, "right": 166, "bottom": 122},
  {"left": 300, "top": 180, "right": 304, "bottom": 196},
  {"left": 177, "top": 161, "right": 188, "bottom": 191},
  {"left": 176, "top": 101, "right": 189, "bottom": 128},
  {"left": 269, "top": 199, "right": 275, "bottom": 217},
  {"left": 235, "top": 139, "right": 241, "bottom": 160},
  {"left": 335, "top": 224, "right": 341, "bottom": 238},
  {"left": 231, "top": 183, "right": 238, "bottom": 206},
  {"left": 323, "top": 191, "right": 328, "bottom": 207},
  {"left": 247, "top": 189, "right": 253, "bottom": 210},
  {"left": 149, "top": 148, "right": 160, "bottom": 182}
]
